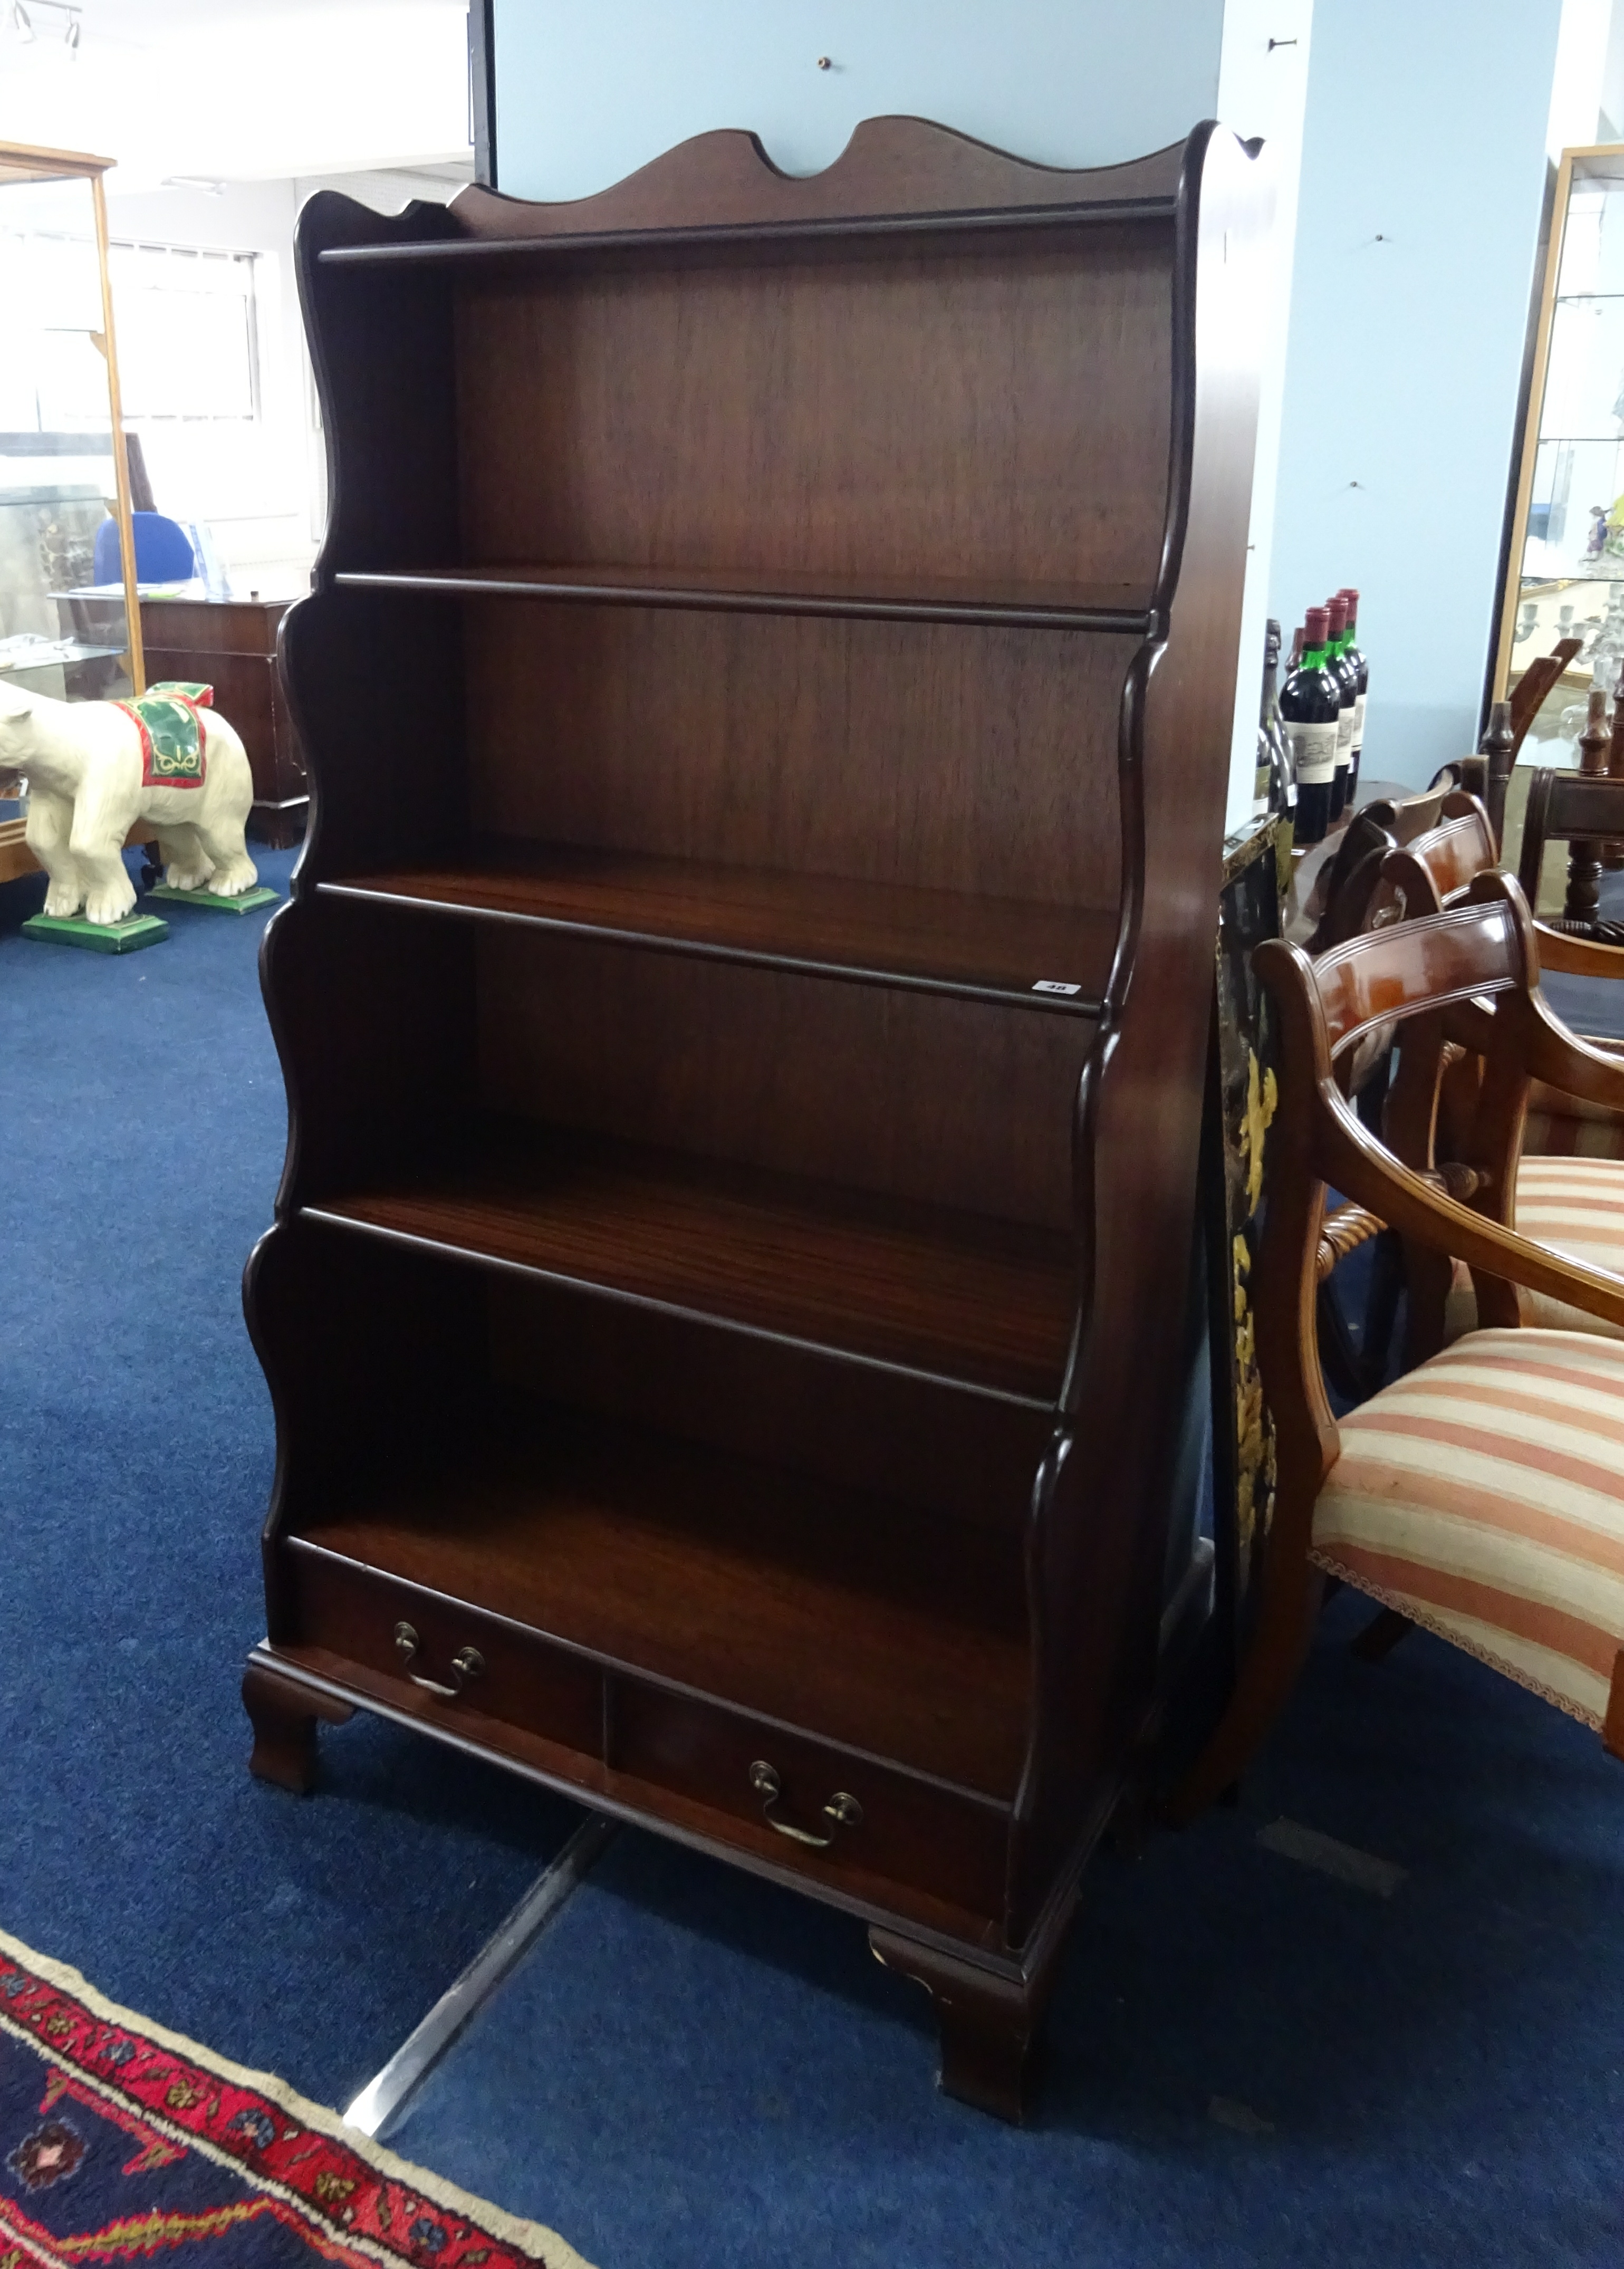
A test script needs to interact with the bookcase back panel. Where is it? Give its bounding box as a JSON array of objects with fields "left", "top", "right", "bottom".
[
  {"left": 466, "top": 602, "right": 1131, "bottom": 908},
  {"left": 476, "top": 927, "right": 1090, "bottom": 1229},
  {"left": 453, "top": 225, "right": 1173, "bottom": 592},
  {"left": 486, "top": 1274, "right": 1051, "bottom": 1540}
]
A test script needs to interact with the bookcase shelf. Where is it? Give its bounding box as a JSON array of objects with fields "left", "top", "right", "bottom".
[
  {"left": 306, "top": 1120, "right": 1075, "bottom": 1406},
  {"left": 244, "top": 111, "right": 1265, "bottom": 2120},
  {"left": 331, "top": 565, "right": 1156, "bottom": 633},
  {"left": 287, "top": 1393, "right": 1032, "bottom": 1801},
  {"left": 318, "top": 843, "right": 1118, "bottom": 1014},
  {"left": 314, "top": 204, "right": 1183, "bottom": 266}
]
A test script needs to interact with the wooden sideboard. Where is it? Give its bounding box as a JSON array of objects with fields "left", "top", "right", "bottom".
[
  {"left": 242, "top": 114, "right": 1267, "bottom": 2118},
  {"left": 140, "top": 594, "right": 307, "bottom": 847}
]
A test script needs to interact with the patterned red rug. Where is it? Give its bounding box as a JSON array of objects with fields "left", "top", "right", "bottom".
[{"left": 0, "top": 1926, "right": 589, "bottom": 2269}]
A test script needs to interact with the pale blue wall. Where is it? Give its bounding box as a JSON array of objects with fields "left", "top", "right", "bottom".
[
  {"left": 1267, "top": 0, "right": 1563, "bottom": 787},
  {"left": 489, "top": 0, "right": 1226, "bottom": 198}
]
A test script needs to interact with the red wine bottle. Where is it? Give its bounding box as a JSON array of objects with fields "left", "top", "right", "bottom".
[
  {"left": 1281, "top": 607, "right": 1341, "bottom": 846},
  {"left": 1336, "top": 587, "right": 1368, "bottom": 796},
  {"left": 1324, "top": 594, "right": 1357, "bottom": 819}
]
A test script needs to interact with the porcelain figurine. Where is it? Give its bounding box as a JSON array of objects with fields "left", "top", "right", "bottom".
[{"left": 0, "top": 678, "right": 256, "bottom": 924}]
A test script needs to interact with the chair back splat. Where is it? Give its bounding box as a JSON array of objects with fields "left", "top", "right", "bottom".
[
  {"left": 1368, "top": 800, "right": 1498, "bottom": 928},
  {"left": 1311, "top": 891, "right": 1525, "bottom": 1061},
  {"left": 1518, "top": 765, "right": 1624, "bottom": 937},
  {"left": 1308, "top": 796, "right": 1498, "bottom": 1400},
  {"left": 1507, "top": 636, "right": 1583, "bottom": 749},
  {"left": 1360, "top": 789, "right": 1624, "bottom": 1360},
  {"left": 1308, "top": 786, "right": 1480, "bottom": 952}
]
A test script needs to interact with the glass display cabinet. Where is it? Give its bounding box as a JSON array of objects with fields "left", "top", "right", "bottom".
[
  {"left": 0, "top": 140, "right": 143, "bottom": 885},
  {"left": 1494, "top": 146, "right": 1624, "bottom": 759}
]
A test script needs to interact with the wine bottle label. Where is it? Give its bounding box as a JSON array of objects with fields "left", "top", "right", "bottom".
[
  {"left": 1352, "top": 691, "right": 1367, "bottom": 753},
  {"left": 1334, "top": 704, "right": 1355, "bottom": 772},
  {"left": 1288, "top": 721, "right": 1338, "bottom": 784}
]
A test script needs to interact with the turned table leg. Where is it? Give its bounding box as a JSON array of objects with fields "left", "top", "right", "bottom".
[
  {"left": 242, "top": 1653, "right": 353, "bottom": 1793},
  {"left": 869, "top": 1927, "right": 1050, "bottom": 2122}
]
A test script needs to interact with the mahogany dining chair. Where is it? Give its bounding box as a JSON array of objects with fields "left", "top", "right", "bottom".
[{"left": 1169, "top": 873, "right": 1624, "bottom": 1822}]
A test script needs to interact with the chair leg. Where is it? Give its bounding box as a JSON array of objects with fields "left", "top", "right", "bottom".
[
  {"left": 1350, "top": 1605, "right": 1413, "bottom": 1662},
  {"left": 1315, "top": 1278, "right": 1369, "bottom": 1403},
  {"left": 1402, "top": 1240, "right": 1455, "bottom": 1368},
  {"left": 1360, "top": 1230, "right": 1405, "bottom": 1388},
  {"left": 1163, "top": 1561, "right": 1327, "bottom": 1825},
  {"left": 1603, "top": 1649, "right": 1624, "bottom": 1762}
]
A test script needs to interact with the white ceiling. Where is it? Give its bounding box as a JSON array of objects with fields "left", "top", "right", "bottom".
[
  {"left": 40, "top": 0, "right": 439, "bottom": 35},
  {"left": 0, "top": 1, "right": 474, "bottom": 184}
]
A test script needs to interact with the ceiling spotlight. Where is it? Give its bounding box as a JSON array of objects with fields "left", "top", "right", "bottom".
[{"left": 7, "top": 0, "right": 80, "bottom": 49}]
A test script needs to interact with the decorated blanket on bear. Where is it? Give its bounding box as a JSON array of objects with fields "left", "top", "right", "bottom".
[{"left": 113, "top": 681, "right": 213, "bottom": 789}]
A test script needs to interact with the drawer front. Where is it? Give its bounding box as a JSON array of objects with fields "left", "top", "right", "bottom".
[
  {"left": 612, "top": 1681, "right": 1008, "bottom": 1920},
  {"left": 289, "top": 1547, "right": 602, "bottom": 1756}
]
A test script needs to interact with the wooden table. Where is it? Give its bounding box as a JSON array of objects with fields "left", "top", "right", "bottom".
[{"left": 140, "top": 592, "right": 308, "bottom": 847}]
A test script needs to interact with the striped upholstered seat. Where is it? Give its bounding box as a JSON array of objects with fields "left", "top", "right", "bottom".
[
  {"left": 1515, "top": 1154, "right": 1624, "bottom": 1276},
  {"left": 1445, "top": 1155, "right": 1624, "bottom": 1342},
  {"left": 1311, "top": 1328, "right": 1624, "bottom": 1728},
  {"left": 1524, "top": 1075, "right": 1624, "bottom": 1161}
]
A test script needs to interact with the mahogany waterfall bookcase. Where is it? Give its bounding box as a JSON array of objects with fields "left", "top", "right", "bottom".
[{"left": 241, "top": 116, "right": 1266, "bottom": 2119}]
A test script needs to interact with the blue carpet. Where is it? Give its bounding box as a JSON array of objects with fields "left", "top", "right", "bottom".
[
  {"left": 0, "top": 844, "right": 579, "bottom": 2111},
  {"left": 1543, "top": 967, "right": 1624, "bottom": 1042},
  {"left": 5, "top": 837, "right": 1624, "bottom": 2265},
  {"left": 388, "top": 1587, "right": 1624, "bottom": 2269}
]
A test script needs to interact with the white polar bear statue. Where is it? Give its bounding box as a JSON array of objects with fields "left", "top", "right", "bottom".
[{"left": 0, "top": 677, "right": 257, "bottom": 925}]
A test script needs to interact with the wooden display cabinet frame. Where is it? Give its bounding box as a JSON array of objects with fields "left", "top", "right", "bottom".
[
  {"left": 243, "top": 115, "right": 1267, "bottom": 2118},
  {"left": 1490, "top": 140, "right": 1624, "bottom": 725},
  {"left": 0, "top": 139, "right": 145, "bottom": 886}
]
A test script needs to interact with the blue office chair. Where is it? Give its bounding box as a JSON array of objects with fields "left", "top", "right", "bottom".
[{"left": 92, "top": 511, "right": 199, "bottom": 585}]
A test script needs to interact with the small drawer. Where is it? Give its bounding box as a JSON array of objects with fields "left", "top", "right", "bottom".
[
  {"left": 289, "top": 1544, "right": 602, "bottom": 1757},
  {"left": 612, "top": 1680, "right": 1009, "bottom": 1920}
]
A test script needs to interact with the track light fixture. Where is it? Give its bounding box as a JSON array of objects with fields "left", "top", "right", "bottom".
[{"left": 7, "top": 0, "right": 81, "bottom": 50}]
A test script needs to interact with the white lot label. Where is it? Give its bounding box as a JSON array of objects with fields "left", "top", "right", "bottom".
[
  {"left": 1288, "top": 720, "right": 1338, "bottom": 785},
  {"left": 1032, "top": 979, "right": 1083, "bottom": 995}
]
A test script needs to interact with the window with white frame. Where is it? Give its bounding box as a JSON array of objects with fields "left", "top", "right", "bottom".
[
  {"left": 0, "top": 227, "right": 262, "bottom": 432},
  {"left": 106, "top": 239, "right": 261, "bottom": 424}
]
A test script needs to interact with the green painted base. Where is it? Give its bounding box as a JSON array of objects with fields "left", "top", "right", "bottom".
[
  {"left": 148, "top": 883, "right": 280, "bottom": 915},
  {"left": 22, "top": 911, "right": 170, "bottom": 954}
]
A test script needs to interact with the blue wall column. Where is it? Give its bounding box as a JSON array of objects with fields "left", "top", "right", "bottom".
[
  {"left": 1267, "top": 0, "right": 1564, "bottom": 787},
  {"left": 489, "top": 0, "right": 1227, "bottom": 198}
]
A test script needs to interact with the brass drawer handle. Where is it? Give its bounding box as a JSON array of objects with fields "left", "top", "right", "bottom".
[
  {"left": 748, "top": 1759, "right": 862, "bottom": 1848},
  {"left": 393, "top": 1621, "right": 484, "bottom": 1699}
]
